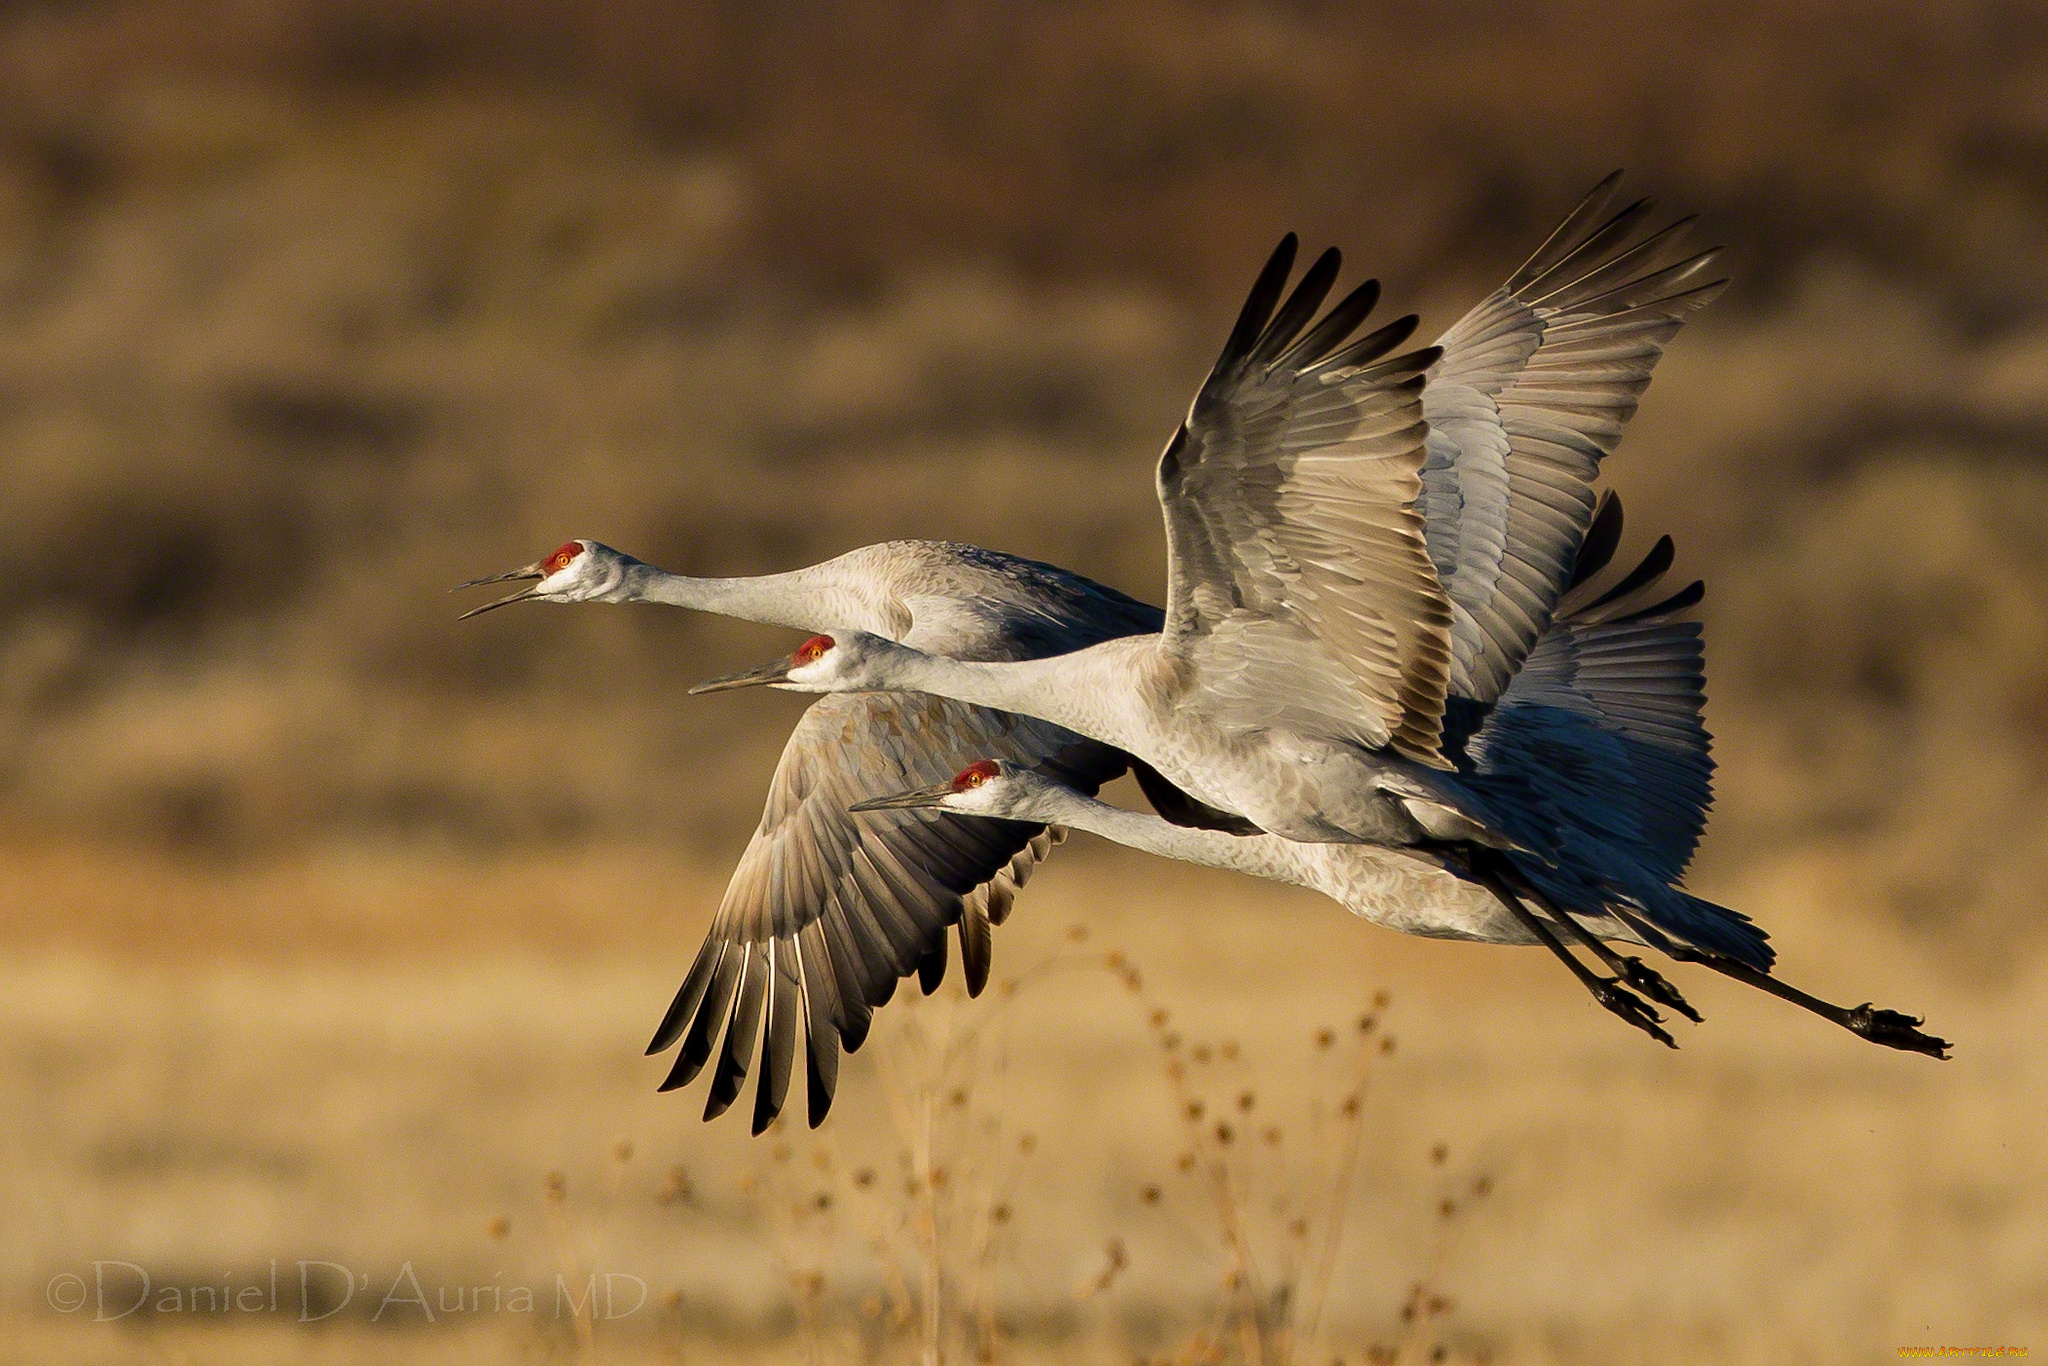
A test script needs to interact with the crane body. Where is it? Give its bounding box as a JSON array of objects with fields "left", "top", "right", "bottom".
[{"left": 462, "top": 175, "right": 1950, "bottom": 1130}]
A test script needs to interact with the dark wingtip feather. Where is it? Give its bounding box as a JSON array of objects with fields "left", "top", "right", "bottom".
[
  {"left": 656, "top": 1052, "right": 696, "bottom": 1093},
  {"left": 1246, "top": 245, "right": 1340, "bottom": 369},
  {"left": 1525, "top": 197, "right": 1658, "bottom": 297},
  {"left": 805, "top": 1025, "right": 839, "bottom": 1128},
  {"left": 959, "top": 902, "right": 992, "bottom": 997},
  {"left": 1613, "top": 578, "right": 1704, "bottom": 623},
  {"left": 839, "top": 1002, "right": 873, "bottom": 1052},
  {"left": 1524, "top": 208, "right": 1695, "bottom": 311},
  {"left": 647, "top": 937, "right": 721, "bottom": 1055},
  {"left": 1316, "top": 313, "right": 1420, "bottom": 374},
  {"left": 1280, "top": 276, "right": 1380, "bottom": 371},
  {"left": 1504, "top": 171, "right": 1628, "bottom": 292},
  {"left": 916, "top": 934, "right": 947, "bottom": 995},
  {"left": 1404, "top": 344, "right": 1445, "bottom": 373},
  {"left": 1585, "top": 534, "right": 1676, "bottom": 613},
  {"left": 667, "top": 945, "right": 742, "bottom": 1090},
  {"left": 705, "top": 951, "right": 768, "bottom": 1119},
  {"left": 1569, "top": 491, "right": 1625, "bottom": 590},
  {"left": 794, "top": 934, "right": 842, "bottom": 1127},
  {"left": 752, "top": 956, "right": 799, "bottom": 1135},
  {"left": 1211, "top": 233, "right": 1300, "bottom": 381}
]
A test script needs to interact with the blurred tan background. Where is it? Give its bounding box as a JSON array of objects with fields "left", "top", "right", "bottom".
[{"left": 3, "top": 2, "right": 2046, "bottom": 1362}]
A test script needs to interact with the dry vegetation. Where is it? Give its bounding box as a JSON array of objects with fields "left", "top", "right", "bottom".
[{"left": 3, "top": 2, "right": 2047, "bottom": 1362}]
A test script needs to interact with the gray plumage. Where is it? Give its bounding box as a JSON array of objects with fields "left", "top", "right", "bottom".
[
  {"left": 854, "top": 516, "right": 1944, "bottom": 1059},
  {"left": 459, "top": 536, "right": 1172, "bottom": 1130},
  {"left": 871, "top": 529, "right": 1718, "bottom": 950},
  {"left": 711, "top": 201, "right": 1721, "bottom": 857},
  {"left": 1420, "top": 171, "right": 1726, "bottom": 703},
  {"left": 692, "top": 180, "right": 1785, "bottom": 1032}
]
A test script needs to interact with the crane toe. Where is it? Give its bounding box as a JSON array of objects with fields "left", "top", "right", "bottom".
[
  {"left": 1592, "top": 982, "right": 1678, "bottom": 1049},
  {"left": 1845, "top": 1004, "right": 1951, "bottom": 1060},
  {"left": 1616, "top": 956, "right": 1704, "bottom": 1024}
]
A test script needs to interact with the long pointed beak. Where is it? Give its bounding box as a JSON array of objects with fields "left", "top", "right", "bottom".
[
  {"left": 456, "top": 586, "right": 545, "bottom": 619},
  {"left": 688, "top": 657, "right": 796, "bottom": 694},
  {"left": 847, "top": 781, "right": 955, "bottom": 813},
  {"left": 452, "top": 562, "right": 544, "bottom": 619}
]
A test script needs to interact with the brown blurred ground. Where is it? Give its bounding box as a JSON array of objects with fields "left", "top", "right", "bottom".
[{"left": 2, "top": 2, "right": 2046, "bottom": 1362}]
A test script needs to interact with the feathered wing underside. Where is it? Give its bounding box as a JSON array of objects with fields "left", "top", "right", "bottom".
[
  {"left": 648, "top": 692, "right": 1117, "bottom": 1132},
  {"left": 1158, "top": 235, "right": 1454, "bottom": 765},
  {"left": 1462, "top": 514, "right": 1769, "bottom": 969},
  {"left": 1422, "top": 171, "right": 1727, "bottom": 705},
  {"left": 1477, "top": 612, "right": 1712, "bottom": 886}
]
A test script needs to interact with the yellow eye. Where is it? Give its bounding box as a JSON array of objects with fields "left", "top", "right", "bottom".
[{"left": 956, "top": 761, "right": 999, "bottom": 790}]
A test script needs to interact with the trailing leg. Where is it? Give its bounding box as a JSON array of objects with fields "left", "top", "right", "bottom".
[
  {"left": 1606, "top": 906, "right": 1950, "bottom": 1059},
  {"left": 1531, "top": 886, "right": 1703, "bottom": 1024},
  {"left": 1467, "top": 859, "right": 1676, "bottom": 1048}
]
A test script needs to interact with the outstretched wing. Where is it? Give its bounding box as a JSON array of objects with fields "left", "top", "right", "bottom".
[
  {"left": 647, "top": 692, "right": 1117, "bottom": 1133},
  {"left": 1158, "top": 235, "right": 1454, "bottom": 765},
  {"left": 1422, "top": 172, "right": 1726, "bottom": 704},
  {"left": 1455, "top": 499, "right": 1763, "bottom": 966}
]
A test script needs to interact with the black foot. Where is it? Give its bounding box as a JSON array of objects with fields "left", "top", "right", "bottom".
[
  {"left": 1845, "top": 1004, "right": 1951, "bottom": 1060},
  {"left": 1593, "top": 981, "right": 1677, "bottom": 1048},
  {"left": 1615, "top": 956, "right": 1703, "bottom": 1023}
]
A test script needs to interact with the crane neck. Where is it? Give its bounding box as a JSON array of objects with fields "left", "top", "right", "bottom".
[
  {"left": 622, "top": 562, "right": 895, "bottom": 636},
  {"left": 1038, "top": 789, "right": 1313, "bottom": 889},
  {"left": 871, "top": 639, "right": 1160, "bottom": 756}
]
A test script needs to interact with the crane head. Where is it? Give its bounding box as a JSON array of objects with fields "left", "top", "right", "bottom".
[
  {"left": 453, "top": 540, "right": 638, "bottom": 618},
  {"left": 689, "top": 631, "right": 899, "bottom": 695},
  {"left": 846, "top": 760, "right": 1058, "bottom": 821}
]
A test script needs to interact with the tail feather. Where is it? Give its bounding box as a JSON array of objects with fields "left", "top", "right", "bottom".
[{"left": 1626, "top": 882, "right": 1774, "bottom": 972}]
